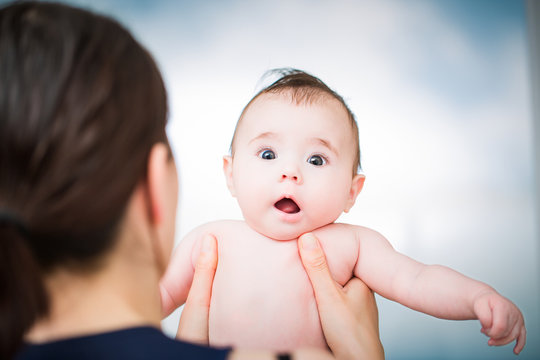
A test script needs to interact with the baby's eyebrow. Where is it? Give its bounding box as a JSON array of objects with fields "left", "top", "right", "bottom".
[
  {"left": 248, "top": 131, "right": 277, "bottom": 145},
  {"left": 311, "top": 137, "right": 339, "bottom": 156}
]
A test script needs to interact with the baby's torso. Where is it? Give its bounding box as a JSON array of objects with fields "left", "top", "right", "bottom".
[{"left": 204, "top": 221, "right": 359, "bottom": 351}]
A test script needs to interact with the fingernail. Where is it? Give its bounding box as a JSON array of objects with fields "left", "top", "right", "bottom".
[{"left": 301, "top": 234, "right": 318, "bottom": 250}]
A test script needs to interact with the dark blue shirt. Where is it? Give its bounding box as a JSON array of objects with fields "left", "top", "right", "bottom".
[{"left": 15, "top": 326, "right": 231, "bottom": 360}]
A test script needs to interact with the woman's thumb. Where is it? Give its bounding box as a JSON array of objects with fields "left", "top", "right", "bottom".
[{"left": 298, "top": 233, "right": 335, "bottom": 294}]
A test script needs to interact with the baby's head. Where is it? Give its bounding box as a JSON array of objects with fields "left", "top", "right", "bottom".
[
  {"left": 231, "top": 69, "right": 361, "bottom": 173},
  {"left": 224, "top": 69, "right": 365, "bottom": 240}
]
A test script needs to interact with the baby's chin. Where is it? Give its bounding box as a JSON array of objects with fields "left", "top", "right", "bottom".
[{"left": 245, "top": 221, "right": 313, "bottom": 241}]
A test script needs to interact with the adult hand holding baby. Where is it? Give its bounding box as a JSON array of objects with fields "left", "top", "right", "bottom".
[
  {"left": 176, "top": 233, "right": 384, "bottom": 360},
  {"left": 176, "top": 234, "right": 219, "bottom": 344},
  {"left": 177, "top": 234, "right": 332, "bottom": 360},
  {"left": 298, "top": 233, "right": 384, "bottom": 360}
]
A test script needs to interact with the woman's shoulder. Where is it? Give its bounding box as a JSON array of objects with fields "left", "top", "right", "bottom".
[{"left": 15, "top": 326, "right": 230, "bottom": 360}]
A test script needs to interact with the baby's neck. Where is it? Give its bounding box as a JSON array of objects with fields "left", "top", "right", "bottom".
[{"left": 244, "top": 219, "right": 332, "bottom": 242}]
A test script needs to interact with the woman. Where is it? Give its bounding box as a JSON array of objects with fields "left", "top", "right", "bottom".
[{"left": 0, "top": 2, "right": 383, "bottom": 359}]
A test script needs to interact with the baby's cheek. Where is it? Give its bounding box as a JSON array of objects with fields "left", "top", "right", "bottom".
[
  {"left": 241, "top": 194, "right": 258, "bottom": 209},
  {"left": 235, "top": 177, "right": 263, "bottom": 208},
  {"left": 309, "top": 193, "right": 345, "bottom": 224}
]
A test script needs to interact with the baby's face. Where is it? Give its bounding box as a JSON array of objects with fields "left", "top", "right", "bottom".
[{"left": 224, "top": 93, "right": 364, "bottom": 240}]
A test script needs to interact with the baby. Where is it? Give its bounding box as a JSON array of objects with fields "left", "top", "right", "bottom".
[{"left": 161, "top": 69, "right": 526, "bottom": 354}]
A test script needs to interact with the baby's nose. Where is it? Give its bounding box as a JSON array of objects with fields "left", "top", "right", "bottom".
[
  {"left": 282, "top": 173, "right": 298, "bottom": 181},
  {"left": 281, "top": 169, "right": 302, "bottom": 184}
]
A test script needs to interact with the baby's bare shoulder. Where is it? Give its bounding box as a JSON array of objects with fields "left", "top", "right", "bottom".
[
  {"left": 311, "top": 223, "right": 392, "bottom": 254},
  {"left": 180, "top": 220, "right": 252, "bottom": 263},
  {"left": 307, "top": 224, "right": 393, "bottom": 283},
  {"left": 312, "top": 223, "right": 382, "bottom": 241},
  {"left": 184, "top": 219, "right": 247, "bottom": 236},
  {"left": 183, "top": 220, "right": 261, "bottom": 250}
]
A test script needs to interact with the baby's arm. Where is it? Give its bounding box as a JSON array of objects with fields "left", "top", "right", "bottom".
[
  {"left": 160, "top": 227, "right": 206, "bottom": 317},
  {"left": 354, "top": 228, "right": 526, "bottom": 354}
]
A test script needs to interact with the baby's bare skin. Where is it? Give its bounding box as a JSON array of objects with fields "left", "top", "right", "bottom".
[
  {"left": 161, "top": 86, "right": 526, "bottom": 354},
  {"left": 161, "top": 218, "right": 526, "bottom": 352},
  {"left": 164, "top": 221, "right": 360, "bottom": 350}
]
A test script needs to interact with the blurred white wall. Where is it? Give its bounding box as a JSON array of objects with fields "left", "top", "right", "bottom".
[
  {"left": 27, "top": 0, "right": 539, "bottom": 358},
  {"left": 527, "top": 0, "right": 540, "bottom": 259}
]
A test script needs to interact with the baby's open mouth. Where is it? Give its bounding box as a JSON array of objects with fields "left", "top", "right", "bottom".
[{"left": 274, "top": 198, "right": 300, "bottom": 214}]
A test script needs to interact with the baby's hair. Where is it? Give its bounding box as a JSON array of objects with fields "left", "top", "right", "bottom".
[{"left": 230, "top": 68, "right": 361, "bottom": 174}]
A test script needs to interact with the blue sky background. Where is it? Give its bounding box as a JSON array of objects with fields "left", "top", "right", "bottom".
[{"left": 3, "top": 0, "right": 538, "bottom": 358}]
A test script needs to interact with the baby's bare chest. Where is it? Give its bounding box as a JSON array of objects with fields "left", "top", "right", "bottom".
[
  {"left": 205, "top": 223, "right": 358, "bottom": 350},
  {"left": 209, "top": 237, "right": 322, "bottom": 349},
  {"left": 213, "top": 236, "right": 312, "bottom": 308}
]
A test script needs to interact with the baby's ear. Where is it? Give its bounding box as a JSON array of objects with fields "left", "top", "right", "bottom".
[
  {"left": 222, "top": 155, "right": 236, "bottom": 197},
  {"left": 344, "top": 174, "right": 365, "bottom": 213}
]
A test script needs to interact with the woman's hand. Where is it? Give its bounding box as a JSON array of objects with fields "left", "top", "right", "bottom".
[
  {"left": 177, "top": 232, "right": 384, "bottom": 360},
  {"left": 176, "top": 234, "right": 336, "bottom": 360},
  {"left": 176, "top": 234, "right": 218, "bottom": 344},
  {"left": 298, "top": 233, "right": 384, "bottom": 360}
]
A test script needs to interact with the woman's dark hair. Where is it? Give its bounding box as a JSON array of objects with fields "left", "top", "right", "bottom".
[
  {"left": 230, "top": 68, "right": 361, "bottom": 173},
  {"left": 0, "top": 2, "right": 168, "bottom": 357}
]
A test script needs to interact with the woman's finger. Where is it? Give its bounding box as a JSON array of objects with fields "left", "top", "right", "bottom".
[
  {"left": 176, "top": 234, "right": 218, "bottom": 344},
  {"left": 343, "top": 277, "right": 379, "bottom": 330},
  {"left": 298, "top": 233, "right": 340, "bottom": 305},
  {"left": 298, "top": 232, "right": 384, "bottom": 360}
]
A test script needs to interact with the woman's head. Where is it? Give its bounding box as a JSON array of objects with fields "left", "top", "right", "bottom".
[{"left": 0, "top": 1, "right": 169, "bottom": 357}]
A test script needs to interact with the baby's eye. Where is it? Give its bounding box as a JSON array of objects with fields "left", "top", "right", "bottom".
[
  {"left": 308, "top": 155, "right": 326, "bottom": 166},
  {"left": 259, "top": 149, "right": 276, "bottom": 160}
]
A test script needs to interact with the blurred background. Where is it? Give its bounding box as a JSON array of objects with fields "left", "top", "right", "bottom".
[{"left": 8, "top": 0, "right": 538, "bottom": 358}]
